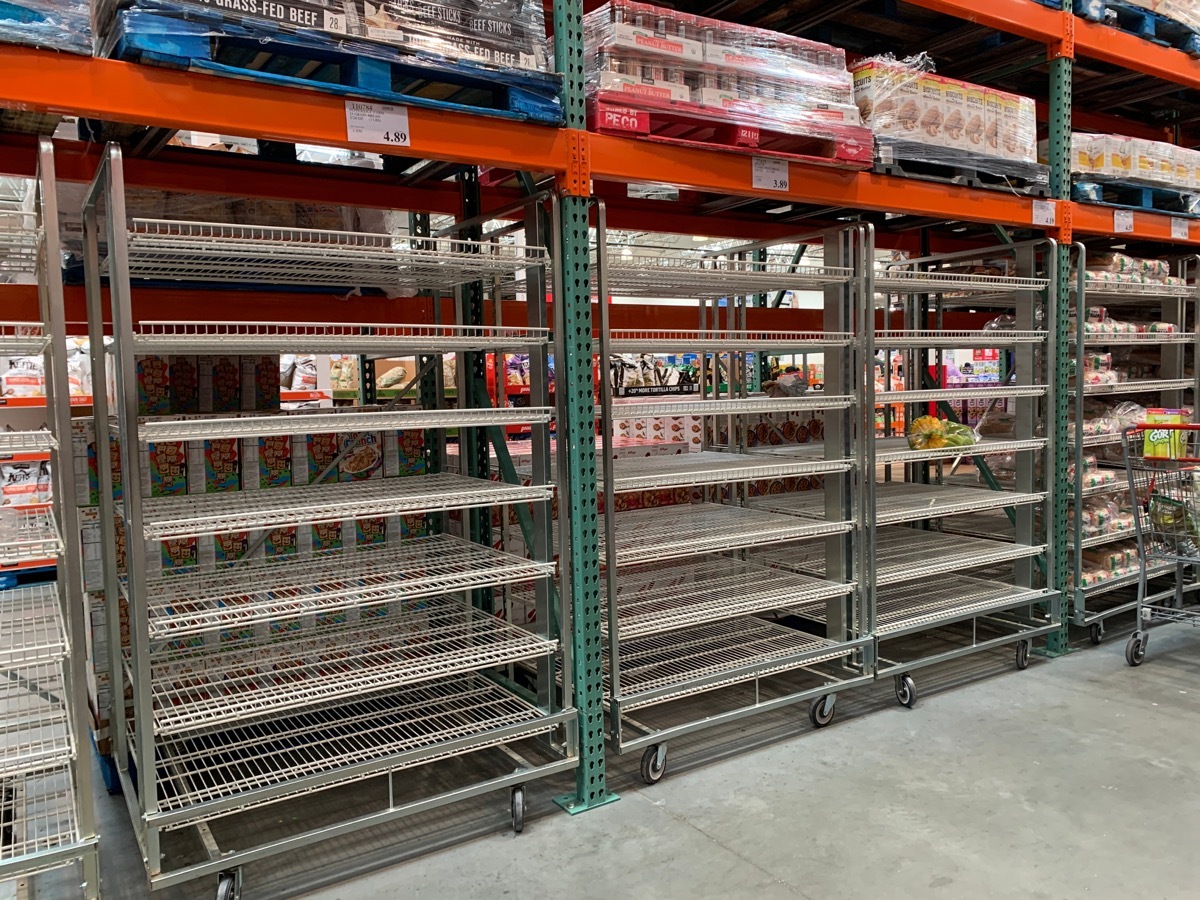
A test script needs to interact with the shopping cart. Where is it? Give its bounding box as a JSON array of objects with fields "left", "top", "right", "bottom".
[{"left": 1122, "top": 423, "right": 1200, "bottom": 666}]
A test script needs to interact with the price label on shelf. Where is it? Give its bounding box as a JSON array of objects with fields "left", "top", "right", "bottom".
[
  {"left": 1172, "top": 217, "right": 1190, "bottom": 241},
  {"left": 345, "top": 101, "right": 411, "bottom": 147},
  {"left": 752, "top": 157, "right": 790, "bottom": 192},
  {"left": 323, "top": 10, "right": 348, "bottom": 33},
  {"left": 1113, "top": 209, "right": 1134, "bottom": 233},
  {"left": 1031, "top": 199, "right": 1056, "bottom": 228}
]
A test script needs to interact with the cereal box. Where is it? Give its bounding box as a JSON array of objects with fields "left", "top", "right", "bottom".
[
  {"left": 198, "top": 355, "right": 241, "bottom": 413},
  {"left": 294, "top": 433, "right": 343, "bottom": 485},
  {"left": 242, "top": 435, "right": 292, "bottom": 490},
  {"left": 169, "top": 356, "right": 200, "bottom": 414},
  {"left": 340, "top": 432, "right": 383, "bottom": 482},
  {"left": 159, "top": 537, "right": 199, "bottom": 573},
  {"left": 141, "top": 440, "right": 187, "bottom": 497},
  {"left": 356, "top": 517, "right": 387, "bottom": 548},
  {"left": 187, "top": 438, "right": 240, "bottom": 494},
  {"left": 299, "top": 520, "right": 344, "bottom": 554},
  {"left": 72, "top": 419, "right": 123, "bottom": 507},
  {"left": 241, "top": 355, "right": 281, "bottom": 412},
  {"left": 136, "top": 355, "right": 170, "bottom": 416}
]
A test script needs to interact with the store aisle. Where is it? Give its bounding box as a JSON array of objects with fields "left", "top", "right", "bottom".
[{"left": 84, "top": 624, "right": 1200, "bottom": 900}]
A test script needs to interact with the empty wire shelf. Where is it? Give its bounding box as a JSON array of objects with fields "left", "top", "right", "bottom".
[
  {"left": 140, "top": 406, "right": 553, "bottom": 443},
  {"left": 0, "top": 768, "right": 81, "bottom": 874},
  {"left": 610, "top": 450, "right": 850, "bottom": 492},
  {"left": 871, "top": 577, "right": 1052, "bottom": 636},
  {"left": 609, "top": 617, "right": 849, "bottom": 709},
  {"left": 1073, "top": 281, "right": 1195, "bottom": 300},
  {"left": 0, "top": 508, "right": 62, "bottom": 567},
  {"left": 1082, "top": 332, "right": 1197, "bottom": 345},
  {"left": 0, "top": 585, "right": 67, "bottom": 666},
  {"left": 149, "top": 674, "right": 565, "bottom": 829},
  {"left": 0, "top": 322, "right": 46, "bottom": 355},
  {"left": 130, "top": 321, "right": 548, "bottom": 355},
  {"left": 875, "top": 269, "right": 1048, "bottom": 294},
  {"left": 875, "top": 385, "right": 1046, "bottom": 404},
  {"left": 146, "top": 595, "right": 557, "bottom": 734},
  {"left": 604, "top": 503, "right": 851, "bottom": 566},
  {"left": 121, "top": 220, "right": 546, "bottom": 291},
  {"left": 600, "top": 255, "right": 852, "bottom": 299},
  {"left": 0, "top": 430, "right": 55, "bottom": 454},
  {"left": 1070, "top": 528, "right": 1138, "bottom": 550},
  {"left": 874, "top": 435, "right": 1046, "bottom": 465},
  {"left": 605, "top": 329, "right": 853, "bottom": 353},
  {"left": 0, "top": 661, "right": 74, "bottom": 778},
  {"left": 140, "top": 535, "right": 553, "bottom": 640},
  {"left": 1075, "top": 379, "right": 1195, "bottom": 396},
  {"left": 141, "top": 473, "right": 552, "bottom": 539},
  {"left": 0, "top": 222, "right": 38, "bottom": 275},
  {"left": 606, "top": 557, "right": 852, "bottom": 640},
  {"left": 755, "top": 482, "right": 1044, "bottom": 525},
  {"left": 874, "top": 329, "right": 1044, "bottom": 348},
  {"left": 605, "top": 394, "right": 853, "bottom": 418}
]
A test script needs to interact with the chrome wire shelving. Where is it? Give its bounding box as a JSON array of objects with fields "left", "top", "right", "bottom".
[
  {"left": 857, "top": 241, "right": 1062, "bottom": 705},
  {"left": 1067, "top": 247, "right": 1200, "bottom": 644},
  {"left": 0, "top": 142, "right": 97, "bottom": 896},
  {"left": 83, "top": 147, "right": 574, "bottom": 896},
  {"left": 592, "top": 219, "right": 873, "bottom": 781}
]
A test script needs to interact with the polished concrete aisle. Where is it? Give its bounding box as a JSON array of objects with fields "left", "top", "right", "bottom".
[{"left": 81, "top": 623, "right": 1200, "bottom": 900}]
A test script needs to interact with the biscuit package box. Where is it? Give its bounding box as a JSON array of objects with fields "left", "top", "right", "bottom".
[
  {"left": 852, "top": 54, "right": 1037, "bottom": 169},
  {"left": 1048, "top": 132, "right": 1200, "bottom": 202}
]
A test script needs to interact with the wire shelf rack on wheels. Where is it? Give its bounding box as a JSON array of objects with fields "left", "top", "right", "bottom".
[{"left": 1122, "top": 423, "right": 1200, "bottom": 666}]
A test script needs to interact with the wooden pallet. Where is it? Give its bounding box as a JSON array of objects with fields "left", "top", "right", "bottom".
[
  {"left": 588, "top": 98, "right": 873, "bottom": 169},
  {"left": 105, "top": 0, "right": 563, "bottom": 126},
  {"left": 1073, "top": 179, "right": 1200, "bottom": 215}
]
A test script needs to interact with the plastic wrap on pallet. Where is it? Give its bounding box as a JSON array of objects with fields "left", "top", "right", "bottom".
[
  {"left": 1122, "top": 0, "right": 1200, "bottom": 33},
  {"left": 1047, "top": 132, "right": 1200, "bottom": 211},
  {"left": 852, "top": 54, "right": 1039, "bottom": 169},
  {"left": 583, "top": 0, "right": 866, "bottom": 144},
  {"left": 97, "top": 0, "right": 551, "bottom": 73},
  {"left": 0, "top": 0, "right": 91, "bottom": 53}
]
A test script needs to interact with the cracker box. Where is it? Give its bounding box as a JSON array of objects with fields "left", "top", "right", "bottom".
[
  {"left": 851, "top": 60, "right": 898, "bottom": 134},
  {"left": 169, "top": 355, "right": 200, "bottom": 414},
  {"left": 1105, "top": 135, "right": 1134, "bottom": 179},
  {"left": 916, "top": 73, "right": 945, "bottom": 148},
  {"left": 942, "top": 79, "right": 967, "bottom": 153},
  {"left": 135, "top": 355, "right": 170, "bottom": 416},
  {"left": 963, "top": 85, "right": 987, "bottom": 154},
  {"left": 241, "top": 355, "right": 281, "bottom": 412},
  {"left": 198, "top": 355, "right": 241, "bottom": 413},
  {"left": 187, "top": 438, "right": 240, "bottom": 494},
  {"left": 983, "top": 89, "right": 1003, "bottom": 159}
]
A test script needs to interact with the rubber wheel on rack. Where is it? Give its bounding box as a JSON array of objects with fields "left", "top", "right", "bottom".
[
  {"left": 511, "top": 786, "right": 526, "bottom": 834},
  {"left": 808, "top": 695, "right": 835, "bottom": 728},
  {"left": 894, "top": 674, "right": 917, "bottom": 709},
  {"left": 1126, "top": 633, "right": 1146, "bottom": 667},
  {"left": 215, "top": 870, "right": 241, "bottom": 900},
  {"left": 1015, "top": 640, "right": 1030, "bottom": 670},
  {"left": 640, "top": 745, "right": 667, "bottom": 785},
  {"left": 1089, "top": 622, "right": 1105, "bottom": 646}
]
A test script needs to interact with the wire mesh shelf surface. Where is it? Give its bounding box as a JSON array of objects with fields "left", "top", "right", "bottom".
[
  {"left": 131, "top": 321, "right": 550, "bottom": 355},
  {"left": 608, "top": 617, "right": 848, "bottom": 708},
  {"left": 604, "top": 329, "right": 854, "bottom": 352},
  {"left": 872, "top": 483, "right": 1046, "bottom": 524},
  {"left": 609, "top": 450, "right": 851, "bottom": 492},
  {"left": 150, "top": 675, "right": 560, "bottom": 826},
  {"left": 0, "top": 768, "right": 81, "bottom": 870},
  {"left": 606, "top": 557, "right": 852, "bottom": 640},
  {"left": 146, "top": 595, "right": 557, "bottom": 735},
  {"left": 0, "top": 431, "right": 55, "bottom": 454},
  {"left": 1076, "top": 378, "right": 1195, "bottom": 396},
  {"left": 0, "top": 661, "right": 74, "bottom": 778},
  {"left": 875, "top": 269, "right": 1048, "bottom": 294},
  {"left": 139, "top": 406, "right": 553, "bottom": 443},
  {"left": 874, "top": 435, "right": 1046, "bottom": 465},
  {"left": 875, "top": 384, "right": 1046, "bottom": 404},
  {"left": 1080, "top": 431, "right": 1125, "bottom": 447},
  {"left": 874, "top": 329, "right": 1044, "bottom": 348},
  {"left": 140, "top": 535, "right": 553, "bottom": 639},
  {"left": 1082, "top": 332, "right": 1197, "bottom": 345},
  {"left": 1074, "top": 280, "right": 1195, "bottom": 300},
  {"left": 0, "top": 508, "right": 62, "bottom": 567},
  {"left": 0, "top": 321, "right": 46, "bottom": 355},
  {"left": 604, "top": 503, "right": 851, "bottom": 566},
  {"left": 1068, "top": 527, "right": 1138, "bottom": 550},
  {"left": 141, "top": 473, "right": 553, "bottom": 539},
  {"left": 0, "top": 222, "right": 38, "bottom": 275},
  {"left": 1078, "top": 561, "right": 1175, "bottom": 596},
  {"left": 0, "top": 585, "right": 66, "bottom": 667},
  {"left": 599, "top": 254, "right": 853, "bottom": 299},
  {"left": 605, "top": 393, "right": 853, "bottom": 418},
  {"left": 1079, "top": 476, "right": 1126, "bottom": 498},
  {"left": 870, "top": 577, "right": 1051, "bottom": 634},
  {"left": 122, "top": 220, "right": 547, "bottom": 290}
]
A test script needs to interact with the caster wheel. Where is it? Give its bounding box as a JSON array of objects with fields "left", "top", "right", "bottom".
[
  {"left": 215, "top": 870, "right": 241, "bottom": 900},
  {"left": 1015, "top": 640, "right": 1030, "bottom": 670},
  {"left": 808, "top": 695, "right": 835, "bottom": 728},
  {"left": 1126, "top": 633, "right": 1146, "bottom": 667},
  {"left": 1089, "top": 622, "right": 1105, "bottom": 645},
  {"left": 510, "top": 786, "right": 526, "bottom": 834},
  {"left": 894, "top": 674, "right": 917, "bottom": 709},
  {"left": 640, "top": 745, "right": 666, "bottom": 785}
]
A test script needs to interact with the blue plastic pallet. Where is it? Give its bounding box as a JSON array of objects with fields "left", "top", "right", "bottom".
[
  {"left": 1028, "top": 0, "right": 1105, "bottom": 20},
  {"left": 107, "top": 0, "right": 563, "bottom": 126},
  {"left": 1073, "top": 180, "right": 1200, "bottom": 216},
  {"left": 1032, "top": 0, "right": 1200, "bottom": 56}
]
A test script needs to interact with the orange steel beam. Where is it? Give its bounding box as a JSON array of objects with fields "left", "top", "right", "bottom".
[
  {"left": 1071, "top": 203, "right": 1200, "bottom": 245},
  {"left": 902, "top": 0, "right": 1062, "bottom": 43},
  {"left": 1074, "top": 17, "right": 1200, "bottom": 90},
  {"left": 0, "top": 47, "right": 569, "bottom": 173},
  {"left": 589, "top": 133, "right": 1044, "bottom": 227}
]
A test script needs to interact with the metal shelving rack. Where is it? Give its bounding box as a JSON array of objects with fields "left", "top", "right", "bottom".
[
  {"left": 81, "top": 145, "right": 576, "bottom": 895},
  {"left": 593, "top": 217, "right": 874, "bottom": 783},
  {"left": 0, "top": 141, "right": 99, "bottom": 897},
  {"left": 861, "top": 239, "right": 1061, "bottom": 706},
  {"left": 1067, "top": 247, "right": 1200, "bottom": 644}
]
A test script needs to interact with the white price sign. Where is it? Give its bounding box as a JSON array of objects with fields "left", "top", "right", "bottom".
[
  {"left": 752, "top": 157, "right": 790, "bottom": 192},
  {"left": 1172, "top": 217, "right": 1190, "bottom": 241},
  {"left": 323, "top": 10, "right": 348, "bottom": 33},
  {"left": 1113, "top": 209, "right": 1134, "bottom": 233},
  {"left": 1031, "top": 199, "right": 1056, "bottom": 227},
  {"left": 345, "top": 100, "right": 411, "bottom": 147}
]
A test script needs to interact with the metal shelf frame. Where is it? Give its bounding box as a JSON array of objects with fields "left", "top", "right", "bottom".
[
  {"left": 593, "top": 216, "right": 870, "bottom": 760},
  {"left": 0, "top": 141, "right": 99, "bottom": 896},
  {"left": 81, "top": 146, "right": 576, "bottom": 892},
  {"left": 1068, "top": 246, "right": 1200, "bottom": 633}
]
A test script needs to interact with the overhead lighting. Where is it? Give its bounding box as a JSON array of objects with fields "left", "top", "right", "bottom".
[
  {"left": 765, "top": 204, "right": 792, "bottom": 215},
  {"left": 691, "top": 235, "right": 713, "bottom": 242}
]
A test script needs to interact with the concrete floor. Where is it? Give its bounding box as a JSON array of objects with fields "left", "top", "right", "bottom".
[{"left": 39, "top": 622, "right": 1200, "bottom": 899}]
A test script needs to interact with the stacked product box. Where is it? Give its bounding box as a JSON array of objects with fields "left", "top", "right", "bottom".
[
  {"left": 1041, "top": 132, "right": 1200, "bottom": 212},
  {"left": 583, "top": 0, "right": 872, "bottom": 164},
  {"left": 852, "top": 55, "right": 1043, "bottom": 181},
  {"left": 0, "top": 0, "right": 91, "bottom": 53}
]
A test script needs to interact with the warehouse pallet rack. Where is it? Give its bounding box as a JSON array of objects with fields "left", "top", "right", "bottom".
[
  {"left": 80, "top": 145, "right": 576, "bottom": 895},
  {"left": 0, "top": 141, "right": 99, "bottom": 897},
  {"left": 592, "top": 216, "right": 873, "bottom": 782},
  {"left": 1068, "top": 246, "right": 1200, "bottom": 643}
]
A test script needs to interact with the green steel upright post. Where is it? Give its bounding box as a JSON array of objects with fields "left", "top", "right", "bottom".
[
  {"left": 1046, "top": 25, "right": 1073, "bottom": 654},
  {"left": 553, "top": 0, "right": 617, "bottom": 814}
]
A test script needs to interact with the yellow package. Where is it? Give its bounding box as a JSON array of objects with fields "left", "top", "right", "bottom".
[{"left": 1143, "top": 408, "right": 1187, "bottom": 459}]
